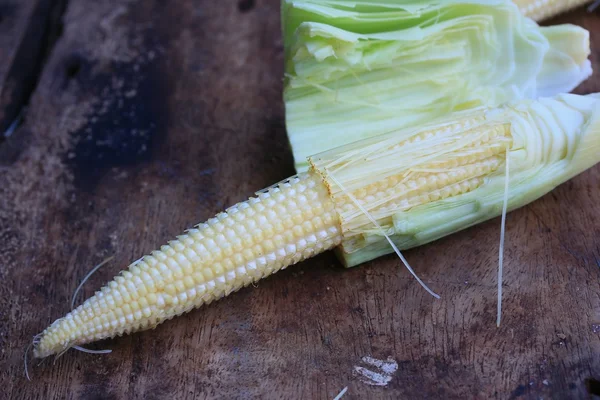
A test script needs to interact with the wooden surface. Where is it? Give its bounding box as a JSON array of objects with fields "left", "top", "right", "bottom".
[
  {"left": 0, "top": 1, "right": 599, "bottom": 398},
  {"left": 0, "top": 0, "right": 65, "bottom": 139}
]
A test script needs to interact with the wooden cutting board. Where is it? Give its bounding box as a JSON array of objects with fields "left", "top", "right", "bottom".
[{"left": 1, "top": 1, "right": 598, "bottom": 398}]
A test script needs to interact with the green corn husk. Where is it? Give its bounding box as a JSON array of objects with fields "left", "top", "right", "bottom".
[{"left": 283, "top": 0, "right": 592, "bottom": 172}]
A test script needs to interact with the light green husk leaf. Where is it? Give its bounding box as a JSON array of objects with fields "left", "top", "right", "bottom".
[
  {"left": 308, "top": 93, "right": 600, "bottom": 267},
  {"left": 283, "top": 0, "right": 592, "bottom": 172}
]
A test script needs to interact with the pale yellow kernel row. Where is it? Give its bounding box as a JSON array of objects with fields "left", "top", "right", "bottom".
[
  {"left": 337, "top": 154, "right": 504, "bottom": 216},
  {"left": 384, "top": 116, "right": 488, "bottom": 156},
  {"left": 336, "top": 125, "right": 509, "bottom": 210}
]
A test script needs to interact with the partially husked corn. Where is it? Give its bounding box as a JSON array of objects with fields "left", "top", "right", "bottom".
[
  {"left": 34, "top": 173, "right": 342, "bottom": 358},
  {"left": 34, "top": 93, "right": 600, "bottom": 359},
  {"left": 37, "top": 139, "right": 499, "bottom": 358},
  {"left": 515, "top": 0, "right": 590, "bottom": 20},
  {"left": 35, "top": 126, "right": 509, "bottom": 358}
]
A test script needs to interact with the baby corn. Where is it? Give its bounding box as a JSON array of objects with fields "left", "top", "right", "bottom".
[{"left": 34, "top": 93, "right": 600, "bottom": 358}]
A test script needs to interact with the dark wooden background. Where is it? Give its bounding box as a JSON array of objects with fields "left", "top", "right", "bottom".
[{"left": 0, "top": 1, "right": 598, "bottom": 399}]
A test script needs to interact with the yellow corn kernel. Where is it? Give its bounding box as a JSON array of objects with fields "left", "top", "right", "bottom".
[
  {"left": 33, "top": 173, "right": 342, "bottom": 358},
  {"left": 515, "top": 0, "right": 590, "bottom": 21}
]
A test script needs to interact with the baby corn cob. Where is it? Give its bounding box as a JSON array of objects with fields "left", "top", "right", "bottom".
[
  {"left": 34, "top": 93, "right": 600, "bottom": 358},
  {"left": 515, "top": 0, "right": 590, "bottom": 20}
]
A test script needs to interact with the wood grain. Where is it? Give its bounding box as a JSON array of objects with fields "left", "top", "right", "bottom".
[{"left": 0, "top": 1, "right": 599, "bottom": 399}]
